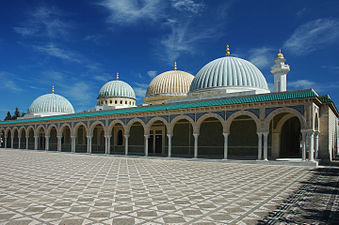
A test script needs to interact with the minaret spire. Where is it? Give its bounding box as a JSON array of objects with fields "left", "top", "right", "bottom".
[
  {"left": 116, "top": 72, "right": 119, "bottom": 80},
  {"left": 270, "top": 49, "right": 290, "bottom": 92},
  {"left": 52, "top": 85, "right": 55, "bottom": 94},
  {"left": 174, "top": 61, "right": 177, "bottom": 70},
  {"left": 226, "top": 44, "right": 230, "bottom": 56}
]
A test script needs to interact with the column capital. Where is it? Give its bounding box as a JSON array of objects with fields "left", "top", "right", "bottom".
[
  {"left": 144, "top": 134, "right": 150, "bottom": 138},
  {"left": 223, "top": 132, "right": 230, "bottom": 137},
  {"left": 86, "top": 135, "right": 93, "bottom": 139},
  {"left": 193, "top": 133, "right": 199, "bottom": 137},
  {"left": 71, "top": 135, "right": 76, "bottom": 138},
  {"left": 57, "top": 135, "right": 62, "bottom": 138},
  {"left": 34, "top": 136, "right": 39, "bottom": 138},
  {"left": 124, "top": 134, "right": 130, "bottom": 138},
  {"left": 262, "top": 131, "right": 269, "bottom": 136},
  {"left": 45, "top": 136, "right": 50, "bottom": 139},
  {"left": 167, "top": 133, "right": 173, "bottom": 137},
  {"left": 314, "top": 131, "right": 320, "bottom": 136},
  {"left": 104, "top": 135, "right": 111, "bottom": 138}
]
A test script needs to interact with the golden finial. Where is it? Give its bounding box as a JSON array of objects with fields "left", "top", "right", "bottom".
[
  {"left": 226, "top": 44, "right": 230, "bottom": 56},
  {"left": 174, "top": 61, "right": 177, "bottom": 70},
  {"left": 116, "top": 72, "right": 119, "bottom": 80},
  {"left": 52, "top": 85, "right": 54, "bottom": 94},
  {"left": 277, "top": 49, "right": 284, "bottom": 58}
]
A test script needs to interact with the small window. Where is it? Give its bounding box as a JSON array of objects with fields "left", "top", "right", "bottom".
[
  {"left": 120, "top": 100, "right": 122, "bottom": 104},
  {"left": 125, "top": 101, "right": 127, "bottom": 104},
  {"left": 110, "top": 100, "right": 112, "bottom": 104},
  {"left": 105, "top": 101, "right": 108, "bottom": 104},
  {"left": 115, "top": 100, "right": 117, "bottom": 104}
]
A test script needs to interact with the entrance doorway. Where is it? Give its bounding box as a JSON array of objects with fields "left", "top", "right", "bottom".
[{"left": 148, "top": 128, "right": 164, "bottom": 155}]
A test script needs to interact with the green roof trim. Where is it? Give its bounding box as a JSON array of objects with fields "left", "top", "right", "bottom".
[
  {"left": 318, "top": 95, "right": 333, "bottom": 103},
  {"left": 0, "top": 89, "right": 318, "bottom": 126}
]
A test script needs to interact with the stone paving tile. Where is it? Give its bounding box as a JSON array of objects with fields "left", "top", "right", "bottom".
[{"left": 0, "top": 149, "right": 338, "bottom": 224}]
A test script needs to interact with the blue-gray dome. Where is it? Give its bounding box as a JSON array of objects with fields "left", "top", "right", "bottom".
[
  {"left": 189, "top": 56, "right": 269, "bottom": 93},
  {"left": 98, "top": 80, "right": 136, "bottom": 99},
  {"left": 28, "top": 93, "right": 74, "bottom": 114}
]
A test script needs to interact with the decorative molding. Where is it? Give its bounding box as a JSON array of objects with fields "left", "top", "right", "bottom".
[
  {"left": 289, "top": 105, "right": 304, "bottom": 116},
  {"left": 170, "top": 114, "right": 180, "bottom": 122},
  {"left": 226, "top": 110, "right": 239, "bottom": 120},
  {"left": 265, "top": 107, "right": 281, "bottom": 118},
  {"left": 247, "top": 109, "right": 259, "bottom": 118}
]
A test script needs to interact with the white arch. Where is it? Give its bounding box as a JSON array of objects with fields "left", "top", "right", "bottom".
[
  {"left": 46, "top": 124, "right": 58, "bottom": 136},
  {"left": 5, "top": 127, "right": 11, "bottom": 136},
  {"left": 225, "top": 111, "right": 261, "bottom": 133},
  {"left": 35, "top": 125, "right": 46, "bottom": 136},
  {"left": 72, "top": 122, "right": 88, "bottom": 137},
  {"left": 263, "top": 107, "right": 306, "bottom": 131},
  {"left": 59, "top": 123, "right": 72, "bottom": 136},
  {"left": 107, "top": 120, "right": 126, "bottom": 136},
  {"left": 170, "top": 114, "right": 197, "bottom": 134},
  {"left": 146, "top": 117, "right": 170, "bottom": 135},
  {"left": 126, "top": 118, "right": 146, "bottom": 134},
  {"left": 18, "top": 127, "right": 26, "bottom": 137},
  {"left": 196, "top": 113, "right": 226, "bottom": 134},
  {"left": 88, "top": 121, "right": 106, "bottom": 136},
  {"left": 26, "top": 126, "right": 35, "bottom": 137},
  {"left": 11, "top": 127, "right": 19, "bottom": 136}
]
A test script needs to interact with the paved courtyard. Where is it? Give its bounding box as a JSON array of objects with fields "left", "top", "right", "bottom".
[{"left": 0, "top": 149, "right": 338, "bottom": 225}]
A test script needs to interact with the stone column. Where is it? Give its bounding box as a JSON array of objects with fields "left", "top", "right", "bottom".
[
  {"left": 25, "top": 136, "right": 29, "bottom": 150},
  {"left": 45, "top": 136, "right": 50, "bottom": 151},
  {"left": 193, "top": 133, "right": 199, "bottom": 158},
  {"left": 4, "top": 136, "right": 7, "bottom": 148},
  {"left": 71, "top": 136, "right": 76, "bottom": 152},
  {"left": 301, "top": 130, "right": 307, "bottom": 160},
  {"left": 167, "top": 134, "right": 172, "bottom": 157},
  {"left": 124, "top": 134, "right": 129, "bottom": 155},
  {"left": 57, "top": 136, "right": 62, "bottom": 151},
  {"left": 263, "top": 132, "right": 269, "bottom": 161},
  {"left": 11, "top": 136, "right": 14, "bottom": 149},
  {"left": 314, "top": 131, "right": 319, "bottom": 159},
  {"left": 18, "top": 137, "right": 21, "bottom": 149},
  {"left": 223, "top": 133, "right": 229, "bottom": 159},
  {"left": 87, "top": 136, "right": 92, "bottom": 153},
  {"left": 34, "top": 136, "right": 38, "bottom": 150},
  {"left": 144, "top": 134, "right": 149, "bottom": 157},
  {"left": 105, "top": 136, "right": 111, "bottom": 154},
  {"left": 257, "top": 132, "right": 263, "bottom": 160},
  {"left": 308, "top": 131, "right": 315, "bottom": 161}
]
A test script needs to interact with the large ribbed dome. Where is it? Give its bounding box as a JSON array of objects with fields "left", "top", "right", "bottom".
[
  {"left": 98, "top": 80, "right": 136, "bottom": 99},
  {"left": 144, "top": 70, "right": 194, "bottom": 104},
  {"left": 28, "top": 93, "right": 74, "bottom": 114},
  {"left": 189, "top": 56, "right": 269, "bottom": 94}
]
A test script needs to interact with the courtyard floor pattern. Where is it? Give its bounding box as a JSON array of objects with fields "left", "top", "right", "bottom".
[{"left": 0, "top": 149, "right": 337, "bottom": 224}]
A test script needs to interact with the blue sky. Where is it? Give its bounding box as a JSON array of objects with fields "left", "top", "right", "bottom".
[{"left": 1, "top": 0, "right": 339, "bottom": 119}]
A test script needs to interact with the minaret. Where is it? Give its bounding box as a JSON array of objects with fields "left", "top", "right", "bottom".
[{"left": 270, "top": 49, "right": 290, "bottom": 92}]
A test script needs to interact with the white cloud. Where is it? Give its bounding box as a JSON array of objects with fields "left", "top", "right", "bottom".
[
  {"left": 99, "top": 0, "right": 163, "bottom": 25},
  {"left": 248, "top": 47, "right": 274, "bottom": 68},
  {"left": 147, "top": 70, "right": 157, "bottom": 78},
  {"left": 33, "top": 44, "right": 82, "bottom": 63},
  {"left": 171, "top": 0, "right": 204, "bottom": 14},
  {"left": 62, "top": 81, "right": 94, "bottom": 103},
  {"left": 133, "top": 82, "right": 149, "bottom": 100},
  {"left": 283, "top": 18, "right": 339, "bottom": 55},
  {"left": 14, "top": 6, "right": 70, "bottom": 39},
  {"left": 288, "top": 80, "right": 315, "bottom": 89},
  {"left": 0, "top": 72, "right": 24, "bottom": 92}
]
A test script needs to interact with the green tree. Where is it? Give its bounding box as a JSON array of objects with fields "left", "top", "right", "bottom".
[
  {"left": 21, "top": 112, "right": 26, "bottom": 117},
  {"left": 4, "top": 111, "right": 11, "bottom": 121},
  {"left": 12, "top": 107, "right": 20, "bottom": 120}
]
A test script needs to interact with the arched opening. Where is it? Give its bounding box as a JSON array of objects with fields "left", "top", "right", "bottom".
[
  {"left": 110, "top": 123, "right": 125, "bottom": 154},
  {"left": 198, "top": 117, "right": 224, "bottom": 158},
  {"left": 129, "top": 122, "right": 145, "bottom": 155},
  {"left": 92, "top": 124, "right": 105, "bottom": 154},
  {"left": 20, "top": 129, "right": 26, "bottom": 149},
  {"left": 148, "top": 120, "right": 167, "bottom": 157},
  {"left": 229, "top": 115, "right": 258, "bottom": 159},
  {"left": 6, "top": 130, "right": 11, "bottom": 148},
  {"left": 37, "top": 127, "right": 46, "bottom": 150},
  {"left": 76, "top": 125, "right": 87, "bottom": 152},
  {"left": 172, "top": 119, "right": 194, "bottom": 157},
  {"left": 268, "top": 113, "right": 302, "bottom": 159},
  {"left": 27, "top": 128, "right": 34, "bottom": 149},
  {"left": 279, "top": 117, "right": 301, "bottom": 158},
  {"left": 13, "top": 129, "right": 19, "bottom": 149},
  {"left": 49, "top": 127, "right": 58, "bottom": 151},
  {"left": 61, "top": 126, "right": 71, "bottom": 152},
  {"left": 0, "top": 130, "right": 5, "bottom": 148}
]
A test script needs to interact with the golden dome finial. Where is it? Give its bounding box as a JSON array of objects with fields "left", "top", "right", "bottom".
[
  {"left": 226, "top": 44, "right": 230, "bottom": 56},
  {"left": 52, "top": 85, "right": 54, "bottom": 94},
  {"left": 277, "top": 49, "right": 284, "bottom": 58},
  {"left": 174, "top": 61, "right": 177, "bottom": 70},
  {"left": 116, "top": 72, "right": 119, "bottom": 80}
]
